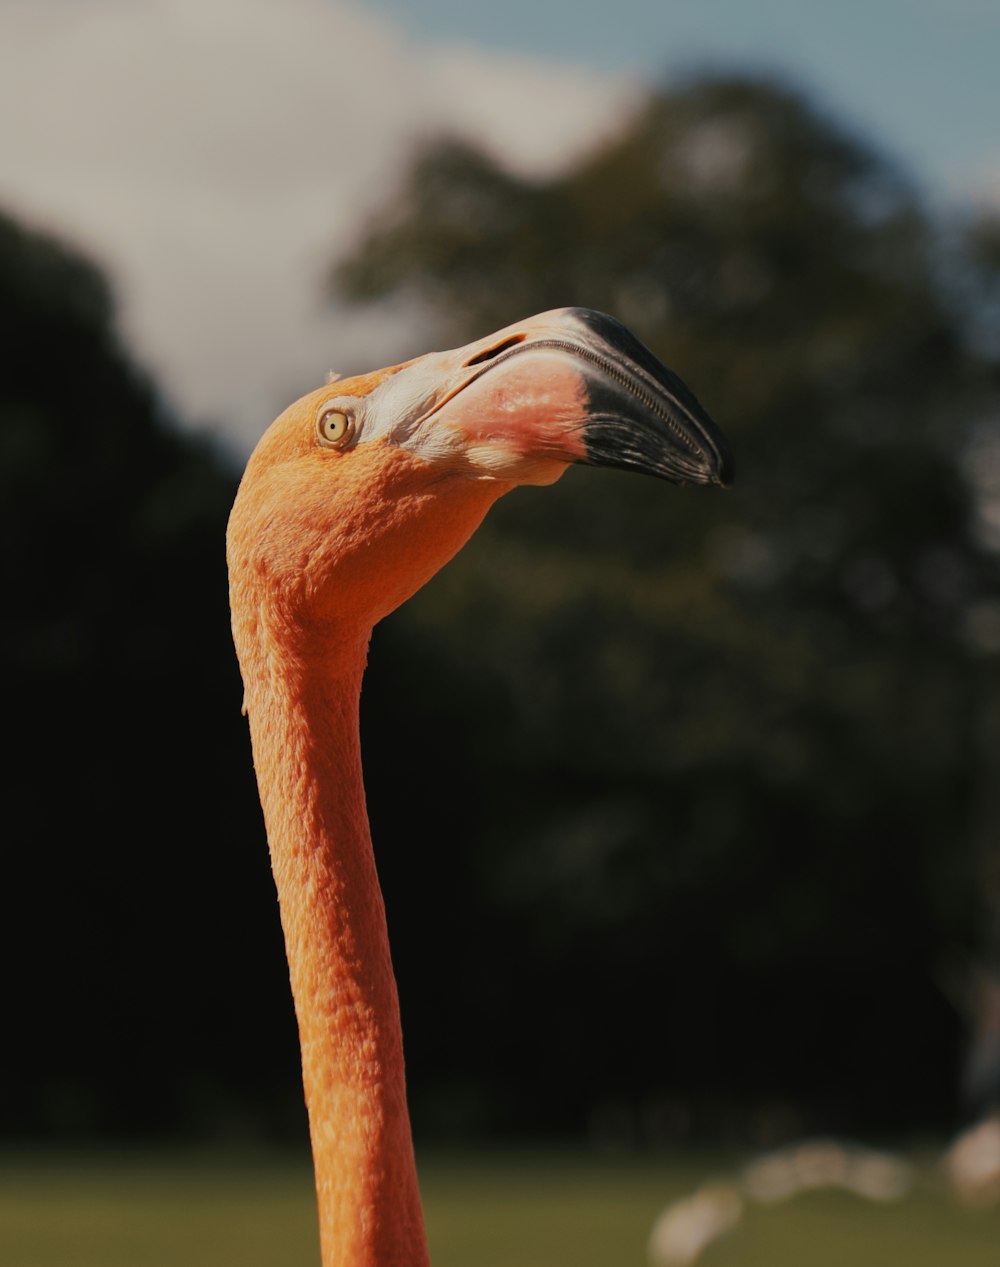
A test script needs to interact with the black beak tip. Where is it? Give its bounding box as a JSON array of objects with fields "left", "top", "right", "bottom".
[{"left": 709, "top": 441, "right": 735, "bottom": 489}]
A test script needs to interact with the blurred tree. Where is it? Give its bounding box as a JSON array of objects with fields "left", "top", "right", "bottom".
[
  {"left": 335, "top": 76, "right": 1000, "bottom": 1138},
  {"left": 0, "top": 212, "right": 302, "bottom": 1140},
  {"left": 5, "top": 71, "right": 998, "bottom": 1149},
  {"left": 959, "top": 211, "right": 1000, "bottom": 360}
]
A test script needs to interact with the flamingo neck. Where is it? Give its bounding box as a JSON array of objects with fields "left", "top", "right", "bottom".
[{"left": 242, "top": 626, "right": 428, "bottom": 1267}]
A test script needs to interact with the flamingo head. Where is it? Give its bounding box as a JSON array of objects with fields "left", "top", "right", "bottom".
[{"left": 227, "top": 308, "right": 732, "bottom": 647}]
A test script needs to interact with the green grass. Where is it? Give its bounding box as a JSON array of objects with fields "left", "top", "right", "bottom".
[
  {"left": 0, "top": 1151, "right": 318, "bottom": 1267},
  {"left": 0, "top": 1148, "right": 998, "bottom": 1266}
]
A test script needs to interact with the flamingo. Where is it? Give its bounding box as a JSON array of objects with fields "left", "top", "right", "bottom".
[{"left": 226, "top": 307, "right": 732, "bottom": 1267}]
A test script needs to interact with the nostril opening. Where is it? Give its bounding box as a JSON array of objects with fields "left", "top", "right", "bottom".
[{"left": 465, "top": 334, "right": 526, "bottom": 367}]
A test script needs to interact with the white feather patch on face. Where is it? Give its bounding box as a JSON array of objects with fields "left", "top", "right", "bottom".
[
  {"left": 360, "top": 353, "right": 458, "bottom": 448},
  {"left": 464, "top": 440, "right": 526, "bottom": 473}
]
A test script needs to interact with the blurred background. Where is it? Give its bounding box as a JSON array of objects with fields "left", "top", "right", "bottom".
[{"left": 3, "top": 0, "right": 1000, "bottom": 1263}]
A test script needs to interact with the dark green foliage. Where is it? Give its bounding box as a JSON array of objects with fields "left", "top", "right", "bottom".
[
  {"left": 343, "top": 76, "right": 1000, "bottom": 1138},
  {"left": 5, "top": 71, "right": 1000, "bottom": 1146},
  {"left": 0, "top": 211, "right": 302, "bottom": 1141}
]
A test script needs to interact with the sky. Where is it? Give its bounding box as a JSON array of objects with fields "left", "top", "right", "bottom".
[
  {"left": 1, "top": 0, "right": 998, "bottom": 455},
  {"left": 372, "top": 0, "right": 1000, "bottom": 201}
]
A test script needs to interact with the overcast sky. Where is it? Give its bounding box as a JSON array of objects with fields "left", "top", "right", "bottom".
[{"left": 2, "top": 0, "right": 997, "bottom": 454}]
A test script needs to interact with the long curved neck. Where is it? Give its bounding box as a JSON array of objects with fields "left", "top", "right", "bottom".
[{"left": 241, "top": 622, "right": 428, "bottom": 1267}]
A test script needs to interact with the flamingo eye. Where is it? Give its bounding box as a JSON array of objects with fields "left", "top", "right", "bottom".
[{"left": 317, "top": 406, "right": 355, "bottom": 449}]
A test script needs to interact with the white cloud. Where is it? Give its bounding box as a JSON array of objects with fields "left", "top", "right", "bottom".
[{"left": 0, "top": 0, "right": 634, "bottom": 451}]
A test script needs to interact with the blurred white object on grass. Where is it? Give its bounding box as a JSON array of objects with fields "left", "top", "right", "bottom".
[
  {"left": 743, "top": 1139, "right": 912, "bottom": 1204},
  {"left": 946, "top": 1115, "right": 1000, "bottom": 1206},
  {"left": 647, "top": 1185, "right": 743, "bottom": 1266}
]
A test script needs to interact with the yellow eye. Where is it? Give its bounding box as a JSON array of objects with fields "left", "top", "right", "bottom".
[{"left": 317, "top": 407, "right": 355, "bottom": 448}]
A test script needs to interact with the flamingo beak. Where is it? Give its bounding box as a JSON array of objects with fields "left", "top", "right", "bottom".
[{"left": 414, "top": 308, "right": 733, "bottom": 488}]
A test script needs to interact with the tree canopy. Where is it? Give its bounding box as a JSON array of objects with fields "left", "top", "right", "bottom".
[
  {"left": 4, "top": 72, "right": 999, "bottom": 1146},
  {"left": 0, "top": 210, "right": 302, "bottom": 1139},
  {"left": 336, "top": 75, "right": 1000, "bottom": 1137}
]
